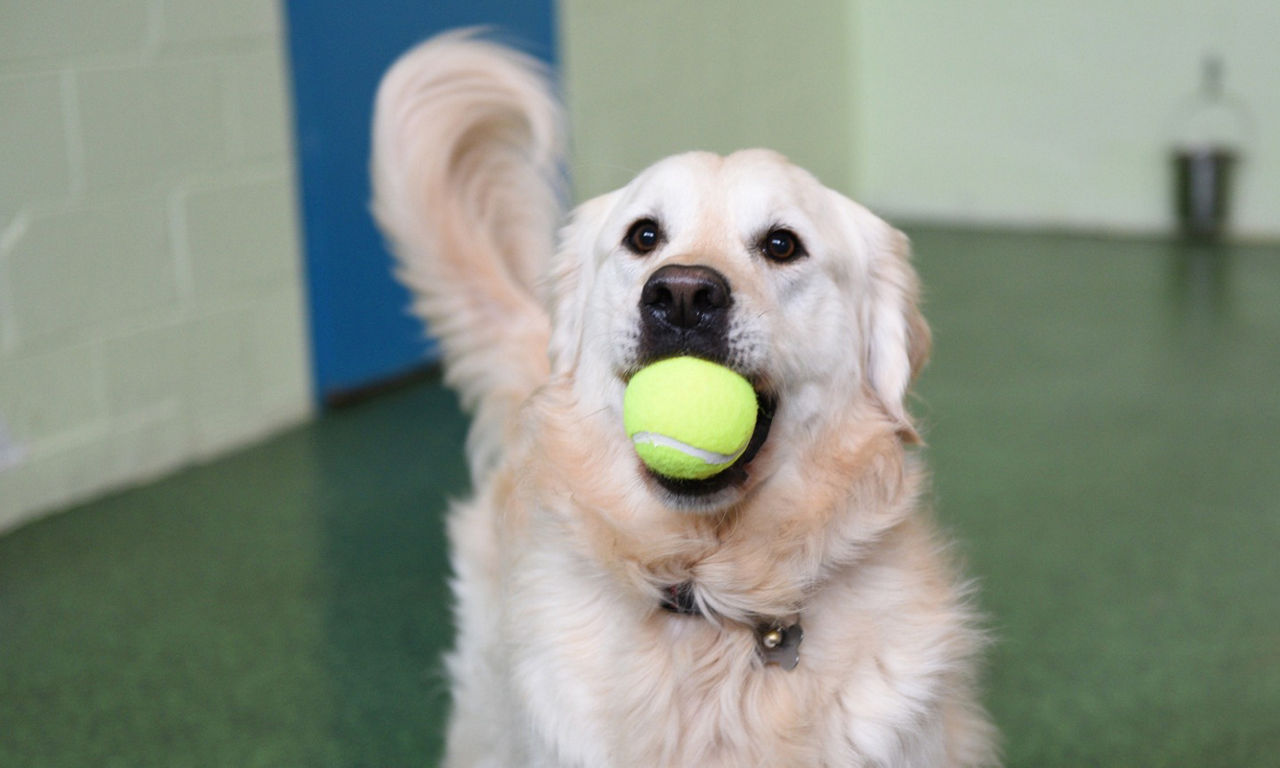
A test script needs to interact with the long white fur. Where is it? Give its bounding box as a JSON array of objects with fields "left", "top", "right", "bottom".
[{"left": 372, "top": 30, "right": 998, "bottom": 768}]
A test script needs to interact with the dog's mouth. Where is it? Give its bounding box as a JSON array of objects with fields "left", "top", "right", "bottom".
[
  {"left": 621, "top": 357, "right": 777, "bottom": 500},
  {"left": 646, "top": 386, "right": 776, "bottom": 498}
]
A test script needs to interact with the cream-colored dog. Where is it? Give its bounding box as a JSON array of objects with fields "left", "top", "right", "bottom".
[{"left": 372, "top": 32, "right": 997, "bottom": 767}]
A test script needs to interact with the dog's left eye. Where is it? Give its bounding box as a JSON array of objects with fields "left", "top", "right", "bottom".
[{"left": 762, "top": 229, "right": 805, "bottom": 263}]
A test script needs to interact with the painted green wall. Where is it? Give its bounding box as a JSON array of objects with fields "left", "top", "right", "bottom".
[
  {"left": 561, "top": 1, "right": 1276, "bottom": 238},
  {"left": 559, "top": 0, "right": 858, "bottom": 201},
  {"left": 852, "top": 0, "right": 1277, "bottom": 237}
]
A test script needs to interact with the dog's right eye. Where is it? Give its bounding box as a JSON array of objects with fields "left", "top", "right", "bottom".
[{"left": 624, "top": 219, "right": 663, "bottom": 255}]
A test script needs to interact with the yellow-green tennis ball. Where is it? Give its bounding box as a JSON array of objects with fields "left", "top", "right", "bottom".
[{"left": 623, "top": 356, "right": 758, "bottom": 480}]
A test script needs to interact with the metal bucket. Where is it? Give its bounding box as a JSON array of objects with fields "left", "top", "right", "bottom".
[{"left": 1173, "top": 147, "right": 1237, "bottom": 241}]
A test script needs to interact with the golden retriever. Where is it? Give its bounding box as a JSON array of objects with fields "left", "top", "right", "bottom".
[{"left": 372, "top": 31, "right": 997, "bottom": 767}]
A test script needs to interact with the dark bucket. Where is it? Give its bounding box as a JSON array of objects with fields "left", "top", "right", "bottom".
[{"left": 1173, "top": 147, "right": 1237, "bottom": 240}]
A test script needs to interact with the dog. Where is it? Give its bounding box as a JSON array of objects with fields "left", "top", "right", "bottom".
[{"left": 372, "top": 31, "right": 997, "bottom": 767}]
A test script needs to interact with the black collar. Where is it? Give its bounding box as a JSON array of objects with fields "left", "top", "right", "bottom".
[{"left": 659, "top": 581, "right": 804, "bottom": 670}]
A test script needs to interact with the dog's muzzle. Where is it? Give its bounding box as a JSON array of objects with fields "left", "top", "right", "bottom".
[
  {"left": 638, "top": 264, "right": 731, "bottom": 364},
  {"left": 633, "top": 263, "right": 776, "bottom": 500}
]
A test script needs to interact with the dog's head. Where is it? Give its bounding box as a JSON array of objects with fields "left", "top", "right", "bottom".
[{"left": 547, "top": 150, "right": 929, "bottom": 509}]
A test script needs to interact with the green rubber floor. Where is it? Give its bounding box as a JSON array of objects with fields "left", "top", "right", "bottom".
[{"left": 2, "top": 228, "right": 1278, "bottom": 766}]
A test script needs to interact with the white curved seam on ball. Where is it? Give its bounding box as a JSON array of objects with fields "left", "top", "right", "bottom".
[{"left": 630, "top": 432, "right": 740, "bottom": 466}]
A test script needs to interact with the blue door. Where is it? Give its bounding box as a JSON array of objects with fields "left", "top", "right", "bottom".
[{"left": 284, "top": 1, "right": 557, "bottom": 404}]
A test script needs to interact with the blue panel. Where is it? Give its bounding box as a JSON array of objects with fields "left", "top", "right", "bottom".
[{"left": 283, "top": 0, "right": 556, "bottom": 403}]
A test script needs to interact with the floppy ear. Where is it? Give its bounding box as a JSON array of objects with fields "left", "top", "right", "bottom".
[
  {"left": 853, "top": 207, "right": 931, "bottom": 442},
  {"left": 546, "top": 191, "right": 619, "bottom": 374}
]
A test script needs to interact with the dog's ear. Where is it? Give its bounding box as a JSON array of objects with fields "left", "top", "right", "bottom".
[
  {"left": 547, "top": 191, "right": 619, "bottom": 373},
  {"left": 836, "top": 196, "right": 931, "bottom": 442},
  {"left": 866, "top": 224, "right": 930, "bottom": 442}
]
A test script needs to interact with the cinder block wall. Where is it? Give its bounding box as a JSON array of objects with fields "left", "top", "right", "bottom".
[{"left": 0, "top": 1, "right": 312, "bottom": 533}]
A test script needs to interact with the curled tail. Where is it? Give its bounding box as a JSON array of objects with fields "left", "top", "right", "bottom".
[{"left": 372, "top": 31, "right": 563, "bottom": 480}]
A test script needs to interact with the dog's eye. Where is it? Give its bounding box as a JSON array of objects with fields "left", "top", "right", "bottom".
[
  {"left": 762, "top": 229, "right": 804, "bottom": 263},
  {"left": 624, "top": 219, "right": 663, "bottom": 255}
]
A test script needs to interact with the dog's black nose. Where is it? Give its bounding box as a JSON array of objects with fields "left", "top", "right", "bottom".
[
  {"left": 640, "top": 264, "right": 731, "bottom": 331},
  {"left": 638, "top": 264, "right": 732, "bottom": 364}
]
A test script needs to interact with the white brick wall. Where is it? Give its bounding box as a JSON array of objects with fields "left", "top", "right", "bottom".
[{"left": 0, "top": 1, "right": 312, "bottom": 533}]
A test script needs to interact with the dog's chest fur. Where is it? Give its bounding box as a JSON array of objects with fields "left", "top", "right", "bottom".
[{"left": 490, "top": 501, "right": 970, "bottom": 767}]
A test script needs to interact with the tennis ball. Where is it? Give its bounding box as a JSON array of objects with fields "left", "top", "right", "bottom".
[{"left": 623, "top": 356, "right": 758, "bottom": 480}]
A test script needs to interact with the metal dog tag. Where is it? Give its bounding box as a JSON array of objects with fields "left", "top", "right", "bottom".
[{"left": 757, "top": 621, "right": 803, "bottom": 671}]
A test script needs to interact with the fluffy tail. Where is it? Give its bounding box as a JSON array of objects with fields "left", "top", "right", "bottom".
[{"left": 371, "top": 31, "right": 562, "bottom": 480}]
